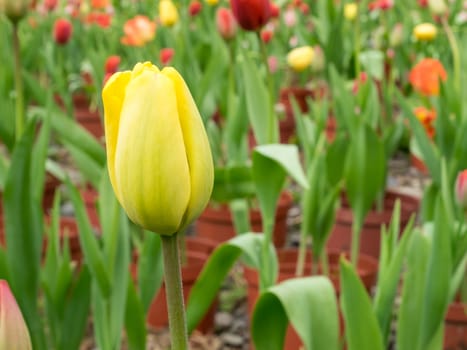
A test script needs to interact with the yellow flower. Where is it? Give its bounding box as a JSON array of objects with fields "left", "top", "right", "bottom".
[
  {"left": 0, "top": 0, "right": 30, "bottom": 22},
  {"left": 205, "top": 0, "right": 219, "bottom": 5},
  {"left": 344, "top": 3, "right": 358, "bottom": 21},
  {"left": 159, "top": 0, "right": 179, "bottom": 27},
  {"left": 102, "top": 62, "right": 214, "bottom": 234},
  {"left": 413, "top": 23, "right": 437, "bottom": 41},
  {"left": 287, "top": 46, "right": 314, "bottom": 72}
]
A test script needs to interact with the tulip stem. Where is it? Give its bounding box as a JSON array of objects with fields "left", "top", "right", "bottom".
[
  {"left": 258, "top": 31, "right": 276, "bottom": 144},
  {"left": 12, "top": 23, "right": 25, "bottom": 141},
  {"left": 441, "top": 17, "right": 461, "bottom": 95},
  {"left": 161, "top": 233, "right": 189, "bottom": 350}
]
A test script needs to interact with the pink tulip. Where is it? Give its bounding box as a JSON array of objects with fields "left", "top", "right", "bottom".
[
  {"left": 216, "top": 7, "right": 238, "bottom": 40},
  {"left": 0, "top": 280, "right": 32, "bottom": 350}
]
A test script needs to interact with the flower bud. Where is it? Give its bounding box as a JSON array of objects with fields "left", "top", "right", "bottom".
[
  {"left": 0, "top": 280, "right": 32, "bottom": 350},
  {"left": 205, "top": 0, "right": 218, "bottom": 5},
  {"left": 413, "top": 22, "right": 437, "bottom": 41},
  {"left": 413, "top": 106, "right": 436, "bottom": 138},
  {"left": 216, "top": 7, "right": 237, "bottom": 40},
  {"left": 188, "top": 0, "right": 202, "bottom": 16},
  {"left": 270, "top": 2, "right": 279, "bottom": 18},
  {"left": 260, "top": 28, "right": 273, "bottom": 43},
  {"left": 344, "top": 2, "right": 358, "bottom": 20},
  {"left": 102, "top": 62, "right": 214, "bottom": 234},
  {"left": 428, "top": 0, "right": 447, "bottom": 16},
  {"left": 53, "top": 18, "right": 73, "bottom": 45},
  {"left": 159, "top": 0, "right": 179, "bottom": 27},
  {"left": 310, "top": 45, "right": 325, "bottom": 73},
  {"left": 105, "top": 55, "right": 120, "bottom": 74},
  {"left": 286, "top": 45, "right": 314, "bottom": 72},
  {"left": 230, "top": 0, "right": 271, "bottom": 31},
  {"left": 0, "top": 0, "right": 31, "bottom": 22},
  {"left": 389, "top": 23, "right": 403, "bottom": 47},
  {"left": 160, "top": 47, "right": 174, "bottom": 65},
  {"left": 455, "top": 170, "right": 467, "bottom": 209}
]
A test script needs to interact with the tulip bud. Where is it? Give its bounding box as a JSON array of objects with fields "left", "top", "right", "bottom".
[
  {"left": 53, "top": 18, "right": 73, "bottom": 45},
  {"left": 428, "top": 0, "right": 447, "bottom": 16},
  {"left": 418, "top": 0, "right": 428, "bottom": 7},
  {"left": 413, "top": 22, "right": 437, "bottom": 41},
  {"left": 230, "top": 0, "right": 271, "bottom": 31},
  {"left": 283, "top": 8, "right": 296, "bottom": 27},
  {"left": 0, "top": 280, "right": 32, "bottom": 350},
  {"left": 105, "top": 55, "right": 121, "bottom": 74},
  {"left": 344, "top": 3, "right": 358, "bottom": 20},
  {"left": 456, "top": 170, "right": 467, "bottom": 209},
  {"left": 260, "top": 28, "right": 273, "bottom": 43},
  {"left": 216, "top": 7, "right": 237, "bottom": 40},
  {"left": 0, "top": 0, "right": 31, "bottom": 22},
  {"left": 310, "top": 45, "right": 325, "bottom": 73},
  {"left": 159, "top": 0, "right": 179, "bottom": 27},
  {"left": 205, "top": 0, "right": 218, "bottom": 5},
  {"left": 188, "top": 0, "right": 202, "bottom": 16},
  {"left": 270, "top": 2, "right": 279, "bottom": 18},
  {"left": 102, "top": 62, "right": 214, "bottom": 234},
  {"left": 286, "top": 45, "right": 314, "bottom": 72},
  {"left": 160, "top": 47, "right": 174, "bottom": 65}
]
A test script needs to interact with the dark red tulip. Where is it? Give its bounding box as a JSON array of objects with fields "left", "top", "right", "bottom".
[
  {"left": 188, "top": 0, "right": 202, "bottom": 16},
  {"left": 53, "top": 18, "right": 73, "bottom": 45},
  {"left": 230, "top": 0, "right": 271, "bottom": 31}
]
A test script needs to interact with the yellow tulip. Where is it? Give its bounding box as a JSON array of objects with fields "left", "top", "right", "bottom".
[
  {"left": 287, "top": 46, "right": 314, "bottom": 72},
  {"left": 159, "top": 0, "right": 179, "bottom": 27},
  {"left": 102, "top": 62, "right": 214, "bottom": 235},
  {"left": 344, "top": 3, "right": 358, "bottom": 21},
  {"left": 413, "top": 23, "right": 437, "bottom": 41},
  {"left": 205, "top": 0, "right": 219, "bottom": 5}
]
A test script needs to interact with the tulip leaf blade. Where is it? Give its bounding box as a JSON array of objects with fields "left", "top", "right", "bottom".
[
  {"left": 340, "top": 258, "right": 384, "bottom": 350},
  {"left": 186, "top": 233, "right": 277, "bottom": 334},
  {"left": 252, "top": 276, "right": 339, "bottom": 350}
]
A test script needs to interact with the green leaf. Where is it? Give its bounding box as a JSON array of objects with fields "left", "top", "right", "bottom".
[
  {"left": 340, "top": 258, "right": 384, "bottom": 350},
  {"left": 252, "top": 276, "right": 339, "bottom": 350},
  {"left": 186, "top": 233, "right": 277, "bottom": 334},
  {"left": 66, "top": 179, "right": 111, "bottom": 298},
  {"left": 344, "top": 124, "right": 385, "bottom": 229},
  {"left": 359, "top": 50, "right": 384, "bottom": 81},
  {"left": 138, "top": 232, "right": 163, "bottom": 313},
  {"left": 125, "top": 276, "right": 147, "bottom": 350},
  {"left": 373, "top": 202, "right": 414, "bottom": 344},
  {"left": 240, "top": 53, "right": 277, "bottom": 145},
  {"left": 396, "top": 230, "right": 431, "bottom": 350},
  {"left": 3, "top": 121, "right": 46, "bottom": 349}
]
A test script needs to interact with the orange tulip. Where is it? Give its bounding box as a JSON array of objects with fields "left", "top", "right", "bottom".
[
  {"left": 409, "top": 58, "right": 447, "bottom": 96},
  {"left": 121, "top": 15, "right": 156, "bottom": 46}
]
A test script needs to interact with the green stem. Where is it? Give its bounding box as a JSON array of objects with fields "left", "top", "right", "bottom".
[
  {"left": 161, "top": 233, "right": 189, "bottom": 350},
  {"left": 12, "top": 23, "right": 25, "bottom": 142},
  {"left": 350, "top": 215, "right": 363, "bottom": 266},
  {"left": 257, "top": 31, "right": 276, "bottom": 144},
  {"left": 295, "top": 227, "right": 307, "bottom": 277},
  {"left": 320, "top": 249, "right": 329, "bottom": 276},
  {"left": 353, "top": 8, "right": 361, "bottom": 77},
  {"left": 260, "top": 219, "right": 274, "bottom": 291},
  {"left": 441, "top": 17, "right": 461, "bottom": 95}
]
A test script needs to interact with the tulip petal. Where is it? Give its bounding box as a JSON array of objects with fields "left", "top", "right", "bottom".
[
  {"left": 102, "top": 70, "right": 132, "bottom": 202},
  {"left": 115, "top": 69, "right": 191, "bottom": 234},
  {"left": 162, "top": 67, "right": 214, "bottom": 228},
  {"left": 0, "top": 280, "right": 32, "bottom": 350}
]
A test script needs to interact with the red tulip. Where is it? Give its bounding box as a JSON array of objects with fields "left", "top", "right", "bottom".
[
  {"left": 105, "top": 55, "right": 120, "bottom": 74},
  {"left": 189, "top": 0, "right": 202, "bottom": 16},
  {"left": 216, "top": 7, "right": 237, "bottom": 40},
  {"left": 230, "top": 0, "right": 271, "bottom": 31},
  {"left": 269, "top": 2, "right": 280, "bottom": 18},
  {"left": 160, "top": 47, "right": 175, "bottom": 65},
  {"left": 53, "top": 18, "right": 73, "bottom": 45},
  {"left": 260, "top": 29, "right": 273, "bottom": 43}
]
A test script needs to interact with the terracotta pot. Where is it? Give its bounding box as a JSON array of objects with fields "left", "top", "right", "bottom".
[
  {"left": 327, "top": 190, "right": 419, "bottom": 259},
  {"left": 443, "top": 301, "right": 467, "bottom": 350},
  {"left": 195, "top": 192, "right": 293, "bottom": 248},
  {"left": 244, "top": 249, "right": 378, "bottom": 349},
  {"left": 133, "top": 236, "right": 218, "bottom": 333}
]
